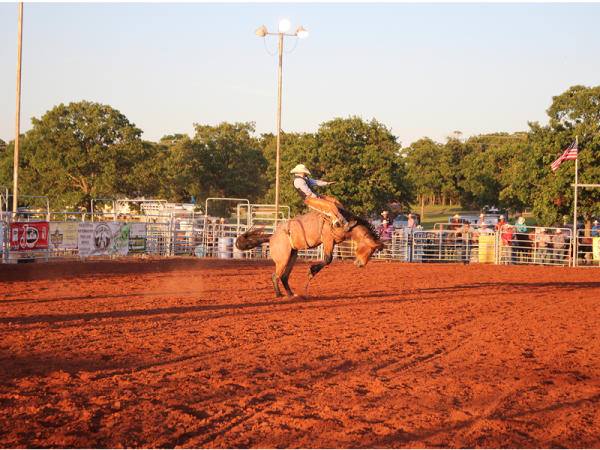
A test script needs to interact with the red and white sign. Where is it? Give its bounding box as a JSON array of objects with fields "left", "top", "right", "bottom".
[{"left": 10, "top": 222, "right": 49, "bottom": 251}]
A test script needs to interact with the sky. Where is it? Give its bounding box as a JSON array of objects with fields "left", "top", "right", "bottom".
[{"left": 1, "top": 2, "right": 600, "bottom": 148}]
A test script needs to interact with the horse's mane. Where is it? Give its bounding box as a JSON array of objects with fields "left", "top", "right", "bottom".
[{"left": 340, "top": 209, "right": 380, "bottom": 241}]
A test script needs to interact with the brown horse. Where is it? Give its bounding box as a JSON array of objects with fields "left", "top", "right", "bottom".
[{"left": 235, "top": 211, "right": 383, "bottom": 298}]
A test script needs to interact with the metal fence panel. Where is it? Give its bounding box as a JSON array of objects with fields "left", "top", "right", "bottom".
[{"left": 0, "top": 213, "right": 591, "bottom": 268}]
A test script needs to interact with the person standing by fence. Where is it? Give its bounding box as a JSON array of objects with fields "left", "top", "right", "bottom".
[
  {"left": 552, "top": 228, "right": 567, "bottom": 263},
  {"left": 514, "top": 216, "right": 529, "bottom": 264},
  {"left": 536, "top": 228, "right": 551, "bottom": 264},
  {"left": 457, "top": 222, "right": 473, "bottom": 264},
  {"left": 500, "top": 224, "right": 514, "bottom": 264},
  {"left": 592, "top": 220, "right": 600, "bottom": 237},
  {"left": 494, "top": 215, "right": 507, "bottom": 231},
  {"left": 376, "top": 219, "right": 395, "bottom": 257}
]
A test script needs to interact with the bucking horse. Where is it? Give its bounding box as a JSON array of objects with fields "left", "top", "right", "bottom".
[{"left": 235, "top": 210, "right": 383, "bottom": 298}]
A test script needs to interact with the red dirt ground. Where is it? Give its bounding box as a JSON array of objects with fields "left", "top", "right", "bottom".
[{"left": 1, "top": 257, "right": 599, "bottom": 448}]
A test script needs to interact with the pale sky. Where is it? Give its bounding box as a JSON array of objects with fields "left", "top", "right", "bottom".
[{"left": 1, "top": 2, "right": 599, "bottom": 148}]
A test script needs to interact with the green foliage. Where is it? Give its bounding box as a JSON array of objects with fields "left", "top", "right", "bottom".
[
  {"left": 404, "top": 138, "right": 445, "bottom": 201},
  {"left": 313, "top": 117, "right": 412, "bottom": 216},
  {"left": 515, "top": 86, "right": 600, "bottom": 226},
  {"left": 260, "top": 117, "right": 413, "bottom": 217},
  {"left": 192, "top": 122, "right": 267, "bottom": 203},
  {"left": 2, "top": 85, "right": 599, "bottom": 224},
  {"left": 0, "top": 100, "right": 144, "bottom": 211},
  {"left": 460, "top": 133, "right": 528, "bottom": 210}
]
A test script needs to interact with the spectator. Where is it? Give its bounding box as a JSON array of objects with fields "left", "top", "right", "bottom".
[
  {"left": 592, "top": 220, "right": 600, "bottom": 237},
  {"left": 407, "top": 213, "right": 417, "bottom": 228},
  {"left": 457, "top": 222, "right": 473, "bottom": 264},
  {"left": 376, "top": 219, "right": 395, "bottom": 256},
  {"left": 536, "top": 228, "right": 551, "bottom": 264},
  {"left": 494, "top": 215, "right": 507, "bottom": 231},
  {"left": 513, "top": 216, "right": 529, "bottom": 264},
  {"left": 450, "top": 214, "right": 461, "bottom": 230},
  {"left": 479, "top": 213, "right": 486, "bottom": 225},
  {"left": 381, "top": 210, "right": 389, "bottom": 220},
  {"left": 500, "top": 224, "right": 514, "bottom": 264},
  {"left": 552, "top": 228, "right": 567, "bottom": 262},
  {"left": 216, "top": 217, "right": 227, "bottom": 237},
  {"left": 515, "top": 216, "right": 527, "bottom": 233},
  {"left": 477, "top": 220, "right": 491, "bottom": 236},
  {"left": 377, "top": 219, "right": 394, "bottom": 242}
]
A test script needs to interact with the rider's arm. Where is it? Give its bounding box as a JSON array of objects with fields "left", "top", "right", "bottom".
[{"left": 307, "top": 177, "right": 329, "bottom": 187}]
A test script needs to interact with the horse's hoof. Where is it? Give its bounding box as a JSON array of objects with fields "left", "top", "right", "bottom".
[{"left": 292, "top": 294, "right": 306, "bottom": 300}]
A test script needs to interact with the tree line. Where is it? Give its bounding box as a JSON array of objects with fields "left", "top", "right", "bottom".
[{"left": 1, "top": 85, "right": 599, "bottom": 226}]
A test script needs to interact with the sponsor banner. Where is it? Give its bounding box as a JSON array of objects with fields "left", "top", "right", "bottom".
[
  {"left": 78, "top": 222, "right": 129, "bottom": 257},
  {"left": 593, "top": 237, "right": 600, "bottom": 262},
  {"left": 10, "top": 222, "right": 49, "bottom": 251},
  {"left": 49, "top": 222, "right": 78, "bottom": 250},
  {"left": 128, "top": 222, "right": 147, "bottom": 253},
  {"left": 478, "top": 235, "right": 495, "bottom": 264}
]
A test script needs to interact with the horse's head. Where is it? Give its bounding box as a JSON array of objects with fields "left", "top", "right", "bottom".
[{"left": 348, "top": 219, "right": 384, "bottom": 268}]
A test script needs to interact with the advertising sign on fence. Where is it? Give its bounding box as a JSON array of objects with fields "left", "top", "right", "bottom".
[
  {"left": 128, "top": 222, "right": 147, "bottom": 253},
  {"left": 593, "top": 237, "right": 600, "bottom": 262},
  {"left": 78, "top": 222, "right": 129, "bottom": 257},
  {"left": 49, "top": 222, "right": 78, "bottom": 250},
  {"left": 10, "top": 222, "right": 49, "bottom": 251}
]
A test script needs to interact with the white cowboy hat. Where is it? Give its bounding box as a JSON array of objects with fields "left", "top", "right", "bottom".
[{"left": 290, "top": 164, "right": 311, "bottom": 175}]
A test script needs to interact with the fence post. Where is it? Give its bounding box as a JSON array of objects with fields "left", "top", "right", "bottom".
[{"left": 168, "top": 214, "right": 174, "bottom": 257}]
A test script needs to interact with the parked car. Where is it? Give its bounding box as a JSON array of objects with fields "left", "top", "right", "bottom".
[{"left": 392, "top": 214, "right": 409, "bottom": 227}]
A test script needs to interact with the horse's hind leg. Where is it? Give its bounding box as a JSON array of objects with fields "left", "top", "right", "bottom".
[
  {"left": 280, "top": 250, "right": 298, "bottom": 297},
  {"left": 271, "top": 272, "right": 283, "bottom": 297},
  {"left": 272, "top": 248, "right": 297, "bottom": 298}
]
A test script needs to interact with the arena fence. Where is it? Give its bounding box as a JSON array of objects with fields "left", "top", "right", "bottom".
[{"left": 1, "top": 212, "right": 599, "bottom": 267}]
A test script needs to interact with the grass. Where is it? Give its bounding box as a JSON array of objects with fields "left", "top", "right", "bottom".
[
  {"left": 410, "top": 205, "right": 476, "bottom": 229},
  {"left": 408, "top": 204, "right": 538, "bottom": 228}
]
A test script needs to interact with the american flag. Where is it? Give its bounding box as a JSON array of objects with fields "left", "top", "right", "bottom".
[{"left": 551, "top": 139, "right": 578, "bottom": 172}]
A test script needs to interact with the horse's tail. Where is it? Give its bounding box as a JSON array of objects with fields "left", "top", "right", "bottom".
[{"left": 235, "top": 227, "right": 271, "bottom": 251}]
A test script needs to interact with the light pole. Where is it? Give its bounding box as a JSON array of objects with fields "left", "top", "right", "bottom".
[
  {"left": 255, "top": 19, "right": 308, "bottom": 225},
  {"left": 13, "top": 2, "right": 23, "bottom": 216}
]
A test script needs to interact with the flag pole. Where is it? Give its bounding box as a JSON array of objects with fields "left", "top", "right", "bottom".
[{"left": 572, "top": 135, "right": 579, "bottom": 267}]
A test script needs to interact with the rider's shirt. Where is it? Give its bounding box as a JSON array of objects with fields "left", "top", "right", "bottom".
[{"left": 293, "top": 175, "right": 328, "bottom": 200}]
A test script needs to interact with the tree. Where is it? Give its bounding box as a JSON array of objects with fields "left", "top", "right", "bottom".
[
  {"left": 312, "top": 117, "right": 412, "bottom": 216},
  {"left": 503, "top": 86, "right": 600, "bottom": 226},
  {"left": 0, "top": 101, "right": 145, "bottom": 211},
  {"left": 460, "top": 133, "right": 528, "bottom": 210},
  {"left": 403, "top": 138, "right": 445, "bottom": 218},
  {"left": 191, "top": 122, "right": 267, "bottom": 203}
]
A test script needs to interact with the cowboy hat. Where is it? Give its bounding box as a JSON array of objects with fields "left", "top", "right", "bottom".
[{"left": 290, "top": 164, "right": 311, "bottom": 175}]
